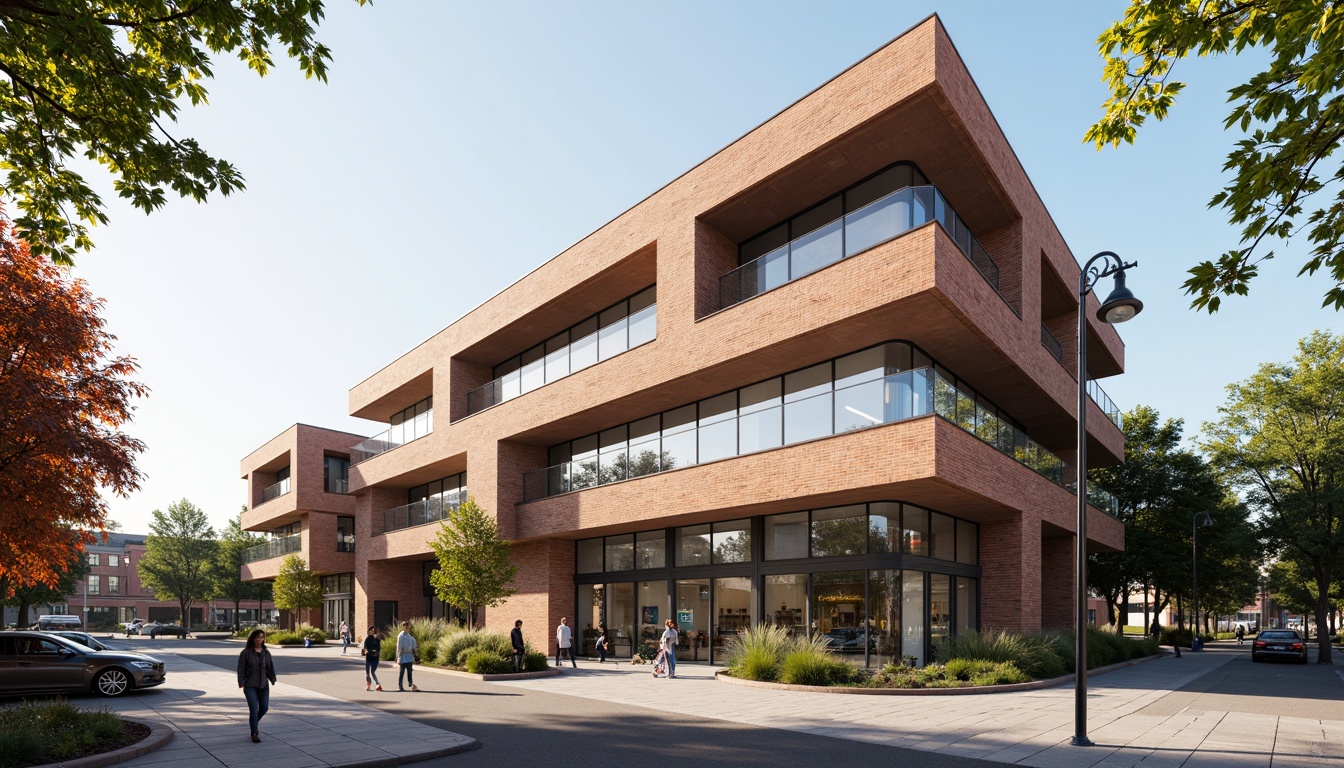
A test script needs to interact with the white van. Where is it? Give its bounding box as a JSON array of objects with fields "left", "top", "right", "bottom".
[{"left": 36, "top": 615, "right": 83, "bottom": 630}]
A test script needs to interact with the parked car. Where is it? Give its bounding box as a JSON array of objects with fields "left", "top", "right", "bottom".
[
  {"left": 1251, "top": 629, "right": 1309, "bottom": 664},
  {"left": 35, "top": 615, "right": 83, "bottom": 631},
  {"left": 47, "top": 631, "right": 112, "bottom": 651},
  {"left": 147, "top": 623, "right": 189, "bottom": 639},
  {"left": 132, "top": 622, "right": 162, "bottom": 637},
  {"left": 120, "top": 620, "right": 144, "bottom": 635},
  {"left": 0, "top": 631, "right": 165, "bottom": 697}
]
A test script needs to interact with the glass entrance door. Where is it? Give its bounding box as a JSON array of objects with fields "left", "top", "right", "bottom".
[{"left": 674, "top": 579, "right": 710, "bottom": 662}]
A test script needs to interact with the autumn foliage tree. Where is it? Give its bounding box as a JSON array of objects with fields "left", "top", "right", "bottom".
[{"left": 0, "top": 215, "right": 146, "bottom": 593}]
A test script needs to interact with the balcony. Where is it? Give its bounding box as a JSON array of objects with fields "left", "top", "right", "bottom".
[
  {"left": 1041, "top": 323, "right": 1062, "bottom": 363},
  {"left": 378, "top": 492, "right": 465, "bottom": 534},
  {"left": 522, "top": 348, "right": 1116, "bottom": 515},
  {"left": 325, "top": 478, "right": 349, "bottom": 494},
  {"left": 242, "top": 533, "right": 302, "bottom": 564},
  {"left": 465, "top": 288, "right": 657, "bottom": 417},
  {"left": 352, "top": 404, "right": 432, "bottom": 464},
  {"left": 260, "top": 477, "right": 291, "bottom": 504},
  {"left": 336, "top": 535, "right": 355, "bottom": 553},
  {"left": 717, "top": 184, "right": 999, "bottom": 311},
  {"left": 1087, "top": 379, "right": 1123, "bottom": 429}
]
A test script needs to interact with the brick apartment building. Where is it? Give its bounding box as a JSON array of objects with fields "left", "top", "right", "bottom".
[
  {"left": 239, "top": 16, "right": 1128, "bottom": 666},
  {"left": 1, "top": 533, "right": 278, "bottom": 630}
]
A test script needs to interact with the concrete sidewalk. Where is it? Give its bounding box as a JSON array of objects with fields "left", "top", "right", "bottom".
[
  {"left": 492, "top": 649, "right": 1344, "bottom": 768},
  {"left": 107, "top": 653, "right": 477, "bottom": 767}
]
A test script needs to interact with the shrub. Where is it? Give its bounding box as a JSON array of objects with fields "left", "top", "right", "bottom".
[
  {"left": 403, "top": 618, "right": 464, "bottom": 665},
  {"left": 935, "top": 629, "right": 1067, "bottom": 679},
  {"left": 723, "top": 624, "right": 793, "bottom": 681},
  {"left": 779, "top": 648, "right": 856, "bottom": 686},
  {"left": 523, "top": 651, "right": 549, "bottom": 672},
  {"left": 464, "top": 651, "right": 513, "bottom": 674},
  {"left": 0, "top": 699, "right": 128, "bottom": 768},
  {"left": 971, "top": 661, "right": 1031, "bottom": 686}
]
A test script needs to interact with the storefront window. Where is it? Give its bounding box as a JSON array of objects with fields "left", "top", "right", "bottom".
[
  {"left": 605, "top": 534, "right": 634, "bottom": 571},
  {"left": 930, "top": 512, "right": 956, "bottom": 561},
  {"left": 712, "top": 577, "right": 753, "bottom": 661},
  {"left": 609, "top": 582, "right": 635, "bottom": 660},
  {"left": 712, "top": 519, "right": 751, "bottom": 563},
  {"left": 636, "top": 530, "right": 665, "bottom": 569},
  {"left": 904, "top": 506, "right": 930, "bottom": 556},
  {"left": 765, "top": 574, "right": 807, "bottom": 636},
  {"left": 929, "top": 573, "right": 951, "bottom": 658},
  {"left": 764, "top": 512, "right": 808, "bottom": 560},
  {"left": 577, "top": 539, "right": 603, "bottom": 573},
  {"left": 676, "top": 525, "right": 711, "bottom": 566},
  {"left": 811, "top": 505, "right": 867, "bottom": 557},
  {"left": 812, "top": 571, "right": 866, "bottom": 653},
  {"left": 902, "top": 570, "right": 925, "bottom": 666},
  {"left": 869, "top": 502, "right": 901, "bottom": 553},
  {"left": 674, "top": 579, "right": 710, "bottom": 662},
  {"left": 635, "top": 581, "right": 665, "bottom": 659},
  {"left": 577, "top": 584, "right": 603, "bottom": 656},
  {"left": 957, "top": 519, "right": 978, "bottom": 564},
  {"left": 956, "top": 576, "right": 977, "bottom": 637},
  {"left": 868, "top": 570, "right": 901, "bottom": 666}
]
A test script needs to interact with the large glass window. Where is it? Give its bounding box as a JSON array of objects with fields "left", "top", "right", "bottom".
[
  {"left": 604, "top": 534, "right": 634, "bottom": 572},
  {"left": 957, "top": 520, "right": 978, "bottom": 564},
  {"left": 784, "top": 363, "right": 832, "bottom": 444},
  {"left": 577, "top": 539, "right": 603, "bottom": 574},
  {"left": 764, "top": 512, "right": 809, "bottom": 560},
  {"left": 956, "top": 576, "right": 977, "bottom": 637},
  {"left": 869, "top": 502, "right": 901, "bottom": 554},
  {"left": 765, "top": 574, "right": 807, "bottom": 637},
  {"left": 902, "top": 570, "right": 925, "bottom": 666},
  {"left": 813, "top": 571, "right": 866, "bottom": 649},
  {"left": 930, "top": 573, "right": 952, "bottom": 658},
  {"left": 697, "top": 393, "right": 738, "bottom": 464},
  {"left": 713, "top": 577, "right": 754, "bottom": 660},
  {"left": 636, "top": 530, "right": 665, "bottom": 569},
  {"left": 904, "top": 505, "right": 930, "bottom": 556},
  {"left": 738, "top": 379, "right": 782, "bottom": 454},
  {"left": 472, "top": 286, "right": 656, "bottom": 415},
  {"left": 636, "top": 580, "right": 665, "bottom": 658},
  {"left": 608, "top": 582, "right": 635, "bottom": 659},
  {"left": 676, "top": 525, "right": 711, "bottom": 567},
  {"left": 577, "top": 584, "right": 602, "bottom": 657},
  {"left": 675, "top": 580, "right": 710, "bottom": 662},
  {"left": 711, "top": 519, "right": 751, "bottom": 564},
  {"left": 930, "top": 512, "right": 956, "bottom": 562},
  {"left": 811, "top": 505, "right": 867, "bottom": 557},
  {"left": 868, "top": 570, "right": 901, "bottom": 666}
]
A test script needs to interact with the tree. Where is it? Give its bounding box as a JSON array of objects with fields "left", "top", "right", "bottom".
[
  {"left": 0, "top": 218, "right": 145, "bottom": 594},
  {"left": 0, "top": 541, "right": 88, "bottom": 628},
  {"left": 272, "top": 554, "right": 321, "bottom": 630},
  {"left": 212, "top": 509, "right": 270, "bottom": 630},
  {"left": 429, "top": 497, "right": 517, "bottom": 629},
  {"left": 1204, "top": 331, "right": 1344, "bottom": 663},
  {"left": 1087, "top": 1, "right": 1344, "bottom": 311},
  {"left": 138, "top": 499, "right": 217, "bottom": 626},
  {"left": 1088, "top": 406, "right": 1229, "bottom": 633},
  {"left": 0, "top": 0, "right": 369, "bottom": 265}
]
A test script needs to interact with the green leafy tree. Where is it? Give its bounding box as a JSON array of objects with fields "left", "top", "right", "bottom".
[
  {"left": 1267, "top": 558, "right": 1319, "bottom": 637},
  {"left": 212, "top": 509, "right": 270, "bottom": 629},
  {"left": 138, "top": 499, "right": 217, "bottom": 626},
  {"left": 0, "top": 542, "right": 88, "bottom": 628},
  {"left": 1204, "top": 331, "right": 1344, "bottom": 663},
  {"left": 429, "top": 496, "right": 516, "bottom": 629},
  {"left": 272, "top": 554, "right": 321, "bottom": 630},
  {"left": 1087, "top": 1, "right": 1344, "bottom": 311},
  {"left": 0, "top": 0, "right": 368, "bottom": 265},
  {"left": 1088, "top": 406, "right": 1228, "bottom": 633}
]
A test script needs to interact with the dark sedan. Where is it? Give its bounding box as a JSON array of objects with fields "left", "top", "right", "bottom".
[
  {"left": 1251, "top": 629, "right": 1309, "bottom": 663},
  {"left": 48, "top": 631, "right": 112, "bottom": 651},
  {"left": 0, "top": 631, "right": 165, "bottom": 697},
  {"left": 147, "top": 624, "right": 189, "bottom": 639}
]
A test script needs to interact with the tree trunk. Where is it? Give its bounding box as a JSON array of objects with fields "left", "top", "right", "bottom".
[
  {"left": 1176, "top": 593, "right": 1185, "bottom": 633},
  {"left": 1119, "top": 591, "right": 1131, "bottom": 636},
  {"left": 16, "top": 599, "right": 30, "bottom": 628},
  {"left": 1316, "top": 569, "right": 1334, "bottom": 664},
  {"left": 1143, "top": 583, "right": 1152, "bottom": 636}
]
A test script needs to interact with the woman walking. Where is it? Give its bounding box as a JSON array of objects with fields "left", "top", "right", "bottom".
[
  {"left": 340, "top": 620, "right": 351, "bottom": 654},
  {"left": 396, "top": 620, "right": 420, "bottom": 692},
  {"left": 237, "top": 629, "right": 277, "bottom": 743},
  {"left": 362, "top": 627, "right": 384, "bottom": 691},
  {"left": 595, "top": 622, "right": 611, "bottom": 663},
  {"left": 660, "top": 619, "right": 679, "bottom": 679}
]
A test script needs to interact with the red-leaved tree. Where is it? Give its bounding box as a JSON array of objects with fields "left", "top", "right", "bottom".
[{"left": 0, "top": 213, "right": 146, "bottom": 592}]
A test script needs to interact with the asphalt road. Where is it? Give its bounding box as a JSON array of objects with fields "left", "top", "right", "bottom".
[
  {"left": 1137, "top": 641, "right": 1344, "bottom": 720},
  {"left": 109, "top": 636, "right": 998, "bottom": 768}
]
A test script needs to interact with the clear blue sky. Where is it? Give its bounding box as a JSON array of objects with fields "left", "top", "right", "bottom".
[{"left": 70, "top": 1, "right": 1331, "bottom": 535}]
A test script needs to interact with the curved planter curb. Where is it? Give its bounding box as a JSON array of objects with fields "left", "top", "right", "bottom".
[
  {"left": 37, "top": 718, "right": 173, "bottom": 768},
  {"left": 714, "top": 654, "right": 1162, "bottom": 695},
  {"left": 410, "top": 664, "right": 563, "bottom": 682}
]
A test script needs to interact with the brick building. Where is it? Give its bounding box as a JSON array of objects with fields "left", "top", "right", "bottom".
[
  {"left": 2, "top": 533, "right": 278, "bottom": 630},
  {"left": 239, "top": 16, "right": 1128, "bottom": 665}
]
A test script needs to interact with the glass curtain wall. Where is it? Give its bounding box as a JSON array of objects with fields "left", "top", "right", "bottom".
[{"left": 674, "top": 580, "right": 710, "bottom": 662}]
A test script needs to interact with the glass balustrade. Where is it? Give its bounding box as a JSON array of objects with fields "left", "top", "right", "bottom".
[
  {"left": 242, "top": 533, "right": 302, "bottom": 564},
  {"left": 1040, "top": 323, "right": 1062, "bottom": 363},
  {"left": 378, "top": 491, "right": 466, "bottom": 534},
  {"left": 1087, "top": 379, "right": 1123, "bottom": 429},
  {"left": 466, "top": 293, "right": 657, "bottom": 417},
  {"left": 260, "top": 478, "right": 290, "bottom": 503},
  {"left": 718, "top": 184, "right": 1000, "bottom": 310},
  {"left": 352, "top": 397, "right": 433, "bottom": 463},
  {"left": 520, "top": 342, "right": 1116, "bottom": 515}
]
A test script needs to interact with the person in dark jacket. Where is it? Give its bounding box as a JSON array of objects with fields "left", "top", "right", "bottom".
[
  {"left": 510, "top": 620, "right": 526, "bottom": 671},
  {"left": 363, "top": 627, "right": 384, "bottom": 691},
  {"left": 237, "top": 629, "right": 277, "bottom": 742}
]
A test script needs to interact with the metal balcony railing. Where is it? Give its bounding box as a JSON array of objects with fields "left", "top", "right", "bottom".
[
  {"left": 1041, "top": 323, "right": 1063, "bottom": 363},
  {"left": 242, "top": 533, "right": 302, "bottom": 564},
  {"left": 1087, "top": 379, "right": 1123, "bottom": 429},
  {"left": 378, "top": 493, "right": 465, "bottom": 534},
  {"left": 325, "top": 478, "right": 348, "bottom": 494},
  {"left": 718, "top": 184, "right": 999, "bottom": 311},
  {"left": 260, "top": 478, "right": 290, "bottom": 504}
]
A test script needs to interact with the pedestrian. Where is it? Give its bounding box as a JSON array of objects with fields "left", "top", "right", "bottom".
[
  {"left": 396, "top": 620, "right": 420, "bottom": 691},
  {"left": 362, "top": 627, "right": 384, "bottom": 691},
  {"left": 555, "top": 617, "right": 577, "bottom": 668},
  {"left": 1235, "top": 624, "right": 1245, "bottom": 645},
  {"left": 236, "top": 628, "right": 277, "bottom": 743},
  {"left": 595, "top": 622, "right": 611, "bottom": 663},
  {"left": 660, "top": 619, "right": 679, "bottom": 679},
  {"left": 510, "top": 620, "right": 526, "bottom": 671},
  {"left": 340, "top": 620, "right": 350, "bottom": 654}
]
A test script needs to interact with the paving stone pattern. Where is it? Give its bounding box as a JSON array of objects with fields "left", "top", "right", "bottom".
[
  {"left": 494, "top": 652, "right": 1344, "bottom": 768},
  {"left": 106, "top": 654, "right": 476, "bottom": 767}
]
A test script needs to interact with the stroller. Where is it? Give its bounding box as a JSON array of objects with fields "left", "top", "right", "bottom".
[{"left": 651, "top": 647, "right": 669, "bottom": 677}]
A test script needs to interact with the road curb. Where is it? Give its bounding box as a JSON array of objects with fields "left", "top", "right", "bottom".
[
  {"left": 389, "top": 662, "right": 562, "bottom": 682},
  {"left": 325, "top": 737, "right": 481, "bottom": 767},
  {"left": 42, "top": 718, "right": 173, "bottom": 768},
  {"left": 714, "top": 654, "right": 1163, "bottom": 695}
]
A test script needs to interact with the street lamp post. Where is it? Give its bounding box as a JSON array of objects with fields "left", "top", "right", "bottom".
[
  {"left": 1191, "top": 511, "right": 1214, "bottom": 639},
  {"left": 1072, "top": 252, "right": 1143, "bottom": 748}
]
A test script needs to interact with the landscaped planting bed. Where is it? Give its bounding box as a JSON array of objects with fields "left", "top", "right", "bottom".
[{"left": 0, "top": 699, "right": 150, "bottom": 768}]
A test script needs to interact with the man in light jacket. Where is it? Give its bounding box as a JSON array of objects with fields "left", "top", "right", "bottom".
[
  {"left": 555, "top": 617, "right": 577, "bottom": 668},
  {"left": 396, "top": 621, "right": 420, "bottom": 691}
]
